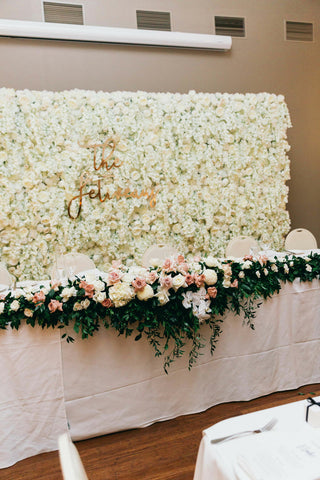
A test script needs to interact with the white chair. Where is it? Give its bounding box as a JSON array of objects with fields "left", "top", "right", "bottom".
[
  {"left": 142, "top": 244, "right": 179, "bottom": 268},
  {"left": 58, "top": 433, "right": 89, "bottom": 480},
  {"left": 225, "top": 236, "right": 259, "bottom": 258},
  {"left": 63, "top": 253, "right": 96, "bottom": 274},
  {"left": 285, "top": 228, "right": 318, "bottom": 250},
  {"left": 0, "top": 265, "right": 13, "bottom": 291}
]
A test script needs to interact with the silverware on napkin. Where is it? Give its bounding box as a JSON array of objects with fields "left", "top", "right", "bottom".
[{"left": 210, "top": 418, "right": 278, "bottom": 445}]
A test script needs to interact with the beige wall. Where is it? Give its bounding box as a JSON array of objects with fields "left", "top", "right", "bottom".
[{"left": 0, "top": 0, "right": 319, "bottom": 243}]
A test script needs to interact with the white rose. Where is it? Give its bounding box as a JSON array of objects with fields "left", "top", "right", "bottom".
[
  {"left": 73, "top": 302, "right": 83, "bottom": 311},
  {"left": 204, "top": 256, "right": 219, "bottom": 268},
  {"left": 10, "top": 300, "right": 20, "bottom": 311},
  {"left": 82, "top": 299, "right": 90, "bottom": 309},
  {"left": 172, "top": 274, "right": 187, "bottom": 291},
  {"left": 156, "top": 288, "right": 170, "bottom": 305},
  {"left": 271, "top": 264, "right": 278, "bottom": 272},
  {"left": 203, "top": 269, "right": 218, "bottom": 285},
  {"left": 14, "top": 289, "right": 25, "bottom": 299},
  {"left": 306, "top": 264, "right": 312, "bottom": 272},
  {"left": 137, "top": 284, "right": 154, "bottom": 301},
  {"left": 93, "top": 291, "right": 106, "bottom": 303},
  {"left": 92, "top": 280, "right": 105, "bottom": 292},
  {"left": 238, "top": 271, "right": 245, "bottom": 279},
  {"left": 242, "top": 260, "right": 252, "bottom": 270}
]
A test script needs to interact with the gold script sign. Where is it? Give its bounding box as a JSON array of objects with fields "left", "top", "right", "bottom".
[{"left": 68, "top": 137, "right": 159, "bottom": 219}]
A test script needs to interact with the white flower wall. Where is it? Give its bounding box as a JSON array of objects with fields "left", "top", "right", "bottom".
[{"left": 0, "top": 88, "right": 291, "bottom": 280}]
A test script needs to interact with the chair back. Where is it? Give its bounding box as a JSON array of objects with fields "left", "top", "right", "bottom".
[
  {"left": 0, "top": 265, "right": 13, "bottom": 289},
  {"left": 63, "top": 253, "right": 95, "bottom": 274},
  {"left": 225, "top": 236, "right": 259, "bottom": 258},
  {"left": 285, "top": 228, "right": 318, "bottom": 250},
  {"left": 142, "top": 244, "right": 178, "bottom": 268},
  {"left": 58, "top": 433, "right": 89, "bottom": 480}
]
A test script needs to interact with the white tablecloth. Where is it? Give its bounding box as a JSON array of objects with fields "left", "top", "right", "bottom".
[
  {"left": 193, "top": 397, "right": 320, "bottom": 480},
  {"left": 1, "top": 278, "right": 320, "bottom": 468}
]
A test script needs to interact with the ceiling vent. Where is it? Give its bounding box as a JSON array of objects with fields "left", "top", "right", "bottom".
[
  {"left": 136, "top": 10, "right": 171, "bottom": 31},
  {"left": 214, "top": 16, "right": 245, "bottom": 37},
  {"left": 285, "top": 21, "right": 313, "bottom": 41},
  {"left": 43, "top": 2, "right": 84, "bottom": 25}
]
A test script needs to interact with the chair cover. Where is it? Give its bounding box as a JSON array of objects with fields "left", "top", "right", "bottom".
[
  {"left": 225, "top": 236, "right": 259, "bottom": 258},
  {"left": 142, "top": 244, "right": 179, "bottom": 268},
  {"left": 58, "top": 433, "right": 88, "bottom": 480},
  {"left": 0, "top": 265, "right": 13, "bottom": 288},
  {"left": 63, "top": 253, "right": 95, "bottom": 274},
  {"left": 285, "top": 228, "right": 318, "bottom": 250}
]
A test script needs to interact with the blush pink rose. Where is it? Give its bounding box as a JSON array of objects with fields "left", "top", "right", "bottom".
[
  {"left": 48, "top": 300, "right": 63, "bottom": 313},
  {"left": 108, "top": 270, "right": 122, "bottom": 285},
  {"left": 102, "top": 298, "right": 113, "bottom": 308},
  {"left": 207, "top": 287, "right": 218, "bottom": 298},
  {"left": 258, "top": 255, "right": 268, "bottom": 266},
  {"left": 79, "top": 281, "right": 95, "bottom": 298},
  {"left": 162, "top": 258, "right": 175, "bottom": 273},
  {"left": 132, "top": 277, "right": 147, "bottom": 292},
  {"left": 230, "top": 279, "right": 238, "bottom": 288},
  {"left": 32, "top": 291, "right": 46, "bottom": 305},
  {"left": 194, "top": 274, "right": 205, "bottom": 288},
  {"left": 160, "top": 275, "right": 173, "bottom": 289},
  {"left": 146, "top": 271, "right": 158, "bottom": 284},
  {"left": 177, "top": 255, "right": 185, "bottom": 264},
  {"left": 185, "top": 273, "right": 195, "bottom": 286}
]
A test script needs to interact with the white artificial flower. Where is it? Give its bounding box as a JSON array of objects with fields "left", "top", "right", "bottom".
[
  {"left": 156, "top": 287, "right": 170, "bottom": 305},
  {"left": 0, "top": 302, "right": 4, "bottom": 314},
  {"left": 172, "top": 274, "right": 187, "bottom": 291},
  {"left": 306, "top": 264, "right": 312, "bottom": 272},
  {"left": 238, "top": 271, "right": 245, "bottom": 279},
  {"left": 271, "top": 264, "right": 278, "bottom": 272},
  {"left": 109, "top": 282, "right": 135, "bottom": 307},
  {"left": 137, "top": 284, "right": 154, "bottom": 301},
  {"left": 93, "top": 291, "right": 106, "bottom": 303},
  {"left": 10, "top": 300, "right": 20, "bottom": 311},
  {"left": 242, "top": 261, "right": 253, "bottom": 270},
  {"left": 203, "top": 269, "right": 218, "bottom": 285}
]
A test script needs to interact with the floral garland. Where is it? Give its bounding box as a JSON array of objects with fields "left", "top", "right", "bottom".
[
  {"left": 0, "top": 88, "right": 291, "bottom": 280},
  {"left": 0, "top": 252, "right": 319, "bottom": 372}
]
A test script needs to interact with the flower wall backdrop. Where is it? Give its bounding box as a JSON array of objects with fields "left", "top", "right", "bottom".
[{"left": 0, "top": 88, "right": 291, "bottom": 280}]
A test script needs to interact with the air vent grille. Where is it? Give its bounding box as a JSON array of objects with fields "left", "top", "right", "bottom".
[
  {"left": 136, "top": 10, "right": 171, "bottom": 31},
  {"left": 286, "top": 21, "right": 313, "bottom": 41},
  {"left": 43, "top": 2, "right": 84, "bottom": 25},
  {"left": 215, "top": 16, "right": 245, "bottom": 37}
]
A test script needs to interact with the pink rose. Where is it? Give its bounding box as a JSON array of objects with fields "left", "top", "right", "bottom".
[
  {"left": 194, "top": 274, "right": 205, "bottom": 288},
  {"left": 79, "top": 281, "right": 95, "bottom": 298},
  {"left": 185, "top": 273, "right": 195, "bottom": 286},
  {"left": 258, "top": 255, "right": 268, "bottom": 266},
  {"left": 108, "top": 270, "right": 122, "bottom": 285},
  {"left": 32, "top": 291, "right": 46, "bottom": 305},
  {"left": 162, "top": 258, "right": 175, "bottom": 273},
  {"left": 207, "top": 287, "right": 218, "bottom": 298},
  {"left": 160, "top": 275, "right": 173, "bottom": 289},
  {"left": 146, "top": 270, "right": 158, "bottom": 284},
  {"left": 230, "top": 279, "right": 238, "bottom": 288},
  {"left": 177, "top": 255, "right": 185, "bottom": 264},
  {"left": 132, "top": 277, "right": 147, "bottom": 292},
  {"left": 178, "top": 262, "right": 189, "bottom": 274},
  {"left": 48, "top": 300, "right": 63, "bottom": 313},
  {"left": 102, "top": 298, "right": 113, "bottom": 308}
]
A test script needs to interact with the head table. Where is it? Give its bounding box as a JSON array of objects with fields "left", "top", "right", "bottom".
[{"left": 1, "top": 262, "right": 320, "bottom": 468}]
